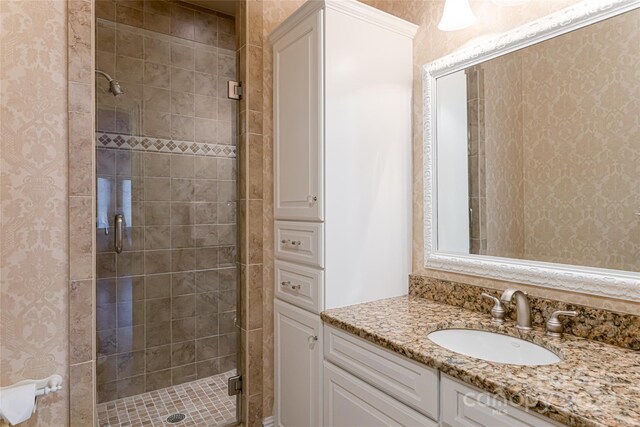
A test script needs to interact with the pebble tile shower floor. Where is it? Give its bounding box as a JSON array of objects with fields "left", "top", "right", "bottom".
[{"left": 97, "top": 371, "right": 237, "bottom": 426}]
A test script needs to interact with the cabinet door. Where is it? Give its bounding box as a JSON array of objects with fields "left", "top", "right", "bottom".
[
  {"left": 441, "top": 375, "right": 562, "bottom": 427},
  {"left": 324, "top": 362, "right": 438, "bottom": 427},
  {"left": 275, "top": 300, "right": 322, "bottom": 427},
  {"left": 273, "top": 9, "right": 324, "bottom": 221}
]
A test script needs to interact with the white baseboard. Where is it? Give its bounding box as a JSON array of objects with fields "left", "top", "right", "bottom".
[{"left": 262, "top": 416, "right": 274, "bottom": 427}]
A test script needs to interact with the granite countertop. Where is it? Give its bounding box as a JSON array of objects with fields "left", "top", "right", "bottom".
[{"left": 321, "top": 296, "right": 640, "bottom": 427}]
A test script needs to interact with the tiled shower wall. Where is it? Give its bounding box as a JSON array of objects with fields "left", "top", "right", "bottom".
[{"left": 94, "top": 0, "right": 237, "bottom": 403}]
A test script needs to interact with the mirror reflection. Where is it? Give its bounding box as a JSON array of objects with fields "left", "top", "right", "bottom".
[{"left": 436, "top": 8, "right": 639, "bottom": 272}]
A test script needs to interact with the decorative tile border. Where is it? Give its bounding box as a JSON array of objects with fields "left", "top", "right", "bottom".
[{"left": 96, "top": 132, "right": 237, "bottom": 158}]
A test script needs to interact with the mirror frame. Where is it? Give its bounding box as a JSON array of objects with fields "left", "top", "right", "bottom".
[{"left": 423, "top": 0, "right": 640, "bottom": 302}]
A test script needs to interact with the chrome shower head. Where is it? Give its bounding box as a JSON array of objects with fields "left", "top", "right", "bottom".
[
  {"left": 95, "top": 69, "right": 125, "bottom": 97},
  {"left": 109, "top": 80, "right": 125, "bottom": 96}
]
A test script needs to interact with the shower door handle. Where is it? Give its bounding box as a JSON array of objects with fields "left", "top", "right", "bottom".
[{"left": 114, "top": 214, "right": 124, "bottom": 254}]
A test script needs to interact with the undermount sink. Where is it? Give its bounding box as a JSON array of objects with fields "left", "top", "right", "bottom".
[{"left": 427, "top": 329, "right": 561, "bottom": 366}]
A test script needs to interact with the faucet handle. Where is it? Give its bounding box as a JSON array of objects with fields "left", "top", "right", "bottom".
[
  {"left": 481, "top": 293, "right": 506, "bottom": 325},
  {"left": 546, "top": 310, "right": 577, "bottom": 338}
]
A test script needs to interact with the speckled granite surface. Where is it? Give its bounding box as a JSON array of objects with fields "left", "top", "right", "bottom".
[
  {"left": 410, "top": 275, "right": 640, "bottom": 351},
  {"left": 321, "top": 297, "right": 640, "bottom": 427}
]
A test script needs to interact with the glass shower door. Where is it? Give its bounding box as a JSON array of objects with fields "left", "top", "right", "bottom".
[{"left": 94, "top": 4, "right": 239, "bottom": 425}]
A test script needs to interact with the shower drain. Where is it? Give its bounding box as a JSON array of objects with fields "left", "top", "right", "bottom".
[{"left": 166, "top": 413, "right": 187, "bottom": 423}]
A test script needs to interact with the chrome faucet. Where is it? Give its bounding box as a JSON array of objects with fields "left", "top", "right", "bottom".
[{"left": 501, "top": 289, "right": 532, "bottom": 331}]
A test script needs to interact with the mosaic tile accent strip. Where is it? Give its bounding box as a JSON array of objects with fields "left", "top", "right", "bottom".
[
  {"left": 96, "top": 132, "right": 237, "bottom": 159},
  {"left": 97, "top": 370, "right": 237, "bottom": 427},
  {"left": 321, "top": 297, "right": 640, "bottom": 427},
  {"left": 409, "top": 274, "right": 640, "bottom": 351}
]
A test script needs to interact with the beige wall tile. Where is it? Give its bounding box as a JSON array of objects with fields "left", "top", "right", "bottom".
[
  {"left": 70, "top": 280, "right": 95, "bottom": 365},
  {"left": 97, "top": 0, "right": 116, "bottom": 21},
  {"left": 70, "top": 361, "right": 96, "bottom": 427},
  {"left": 146, "top": 369, "right": 171, "bottom": 390},
  {"left": 97, "top": 22, "right": 116, "bottom": 53},
  {"left": 144, "top": 11, "right": 171, "bottom": 35},
  {"left": 248, "top": 200, "right": 263, "bottom": 264},
  {"left": 194, "top": 71, "right": 217, "bottom": 97},
  {"left": 248, "top": 110, "right": 262, "bottom": 134},
  {"left": 116, "top": 55, "right": 144, "bottom": 84},
  {"left": 116, "top": 3, "right": 143, "bottom": 27},
  {"left": 171, "top": 43, "right": 195, "bottom": 69},
  {"left": 69, "top": 0, "right": 93, "bottom": 84},
  {"left": 195, "top": 94, "right": 218, "bottom": 119},
  {"left": 195, "top": 49, "right": 217, "bottom": 73},
  {"left": 170, "top": 4, "right": 195, "bottom": 40},
  {"left": 172, "top": 363, "right": 196, "bottom": 385},
  {"left": 194, "top": 10, "right": 217, "bottom": 46},
  {"left": 70, "top": 197, "right": 94, "bottom": 280},
  {"left": 195, "top": 117, "right": 218, "bottom": 143},
  {"left": 69, "top": 111, "right": 95, "bottom": 196},
  {"left": 248, "top": 0, "right": 263, "bottom": 48},
  {"left": 248, "top": 134, "right": 263, "bottom": 199},
  {"left": 143, "top": 36, "right": 170, "bottom": 64},
  {"left": 145, "top": 1, "right": 171, "bottom": 17},
  {"left": 247, "top": 329, "right": 263, "bottom": 397},
  {"left": 247, "top": 45, "right": 263, "bottom": 112},
  {"left": 116, "top": 29, "right": 144, "bottom": 59},
  {"left": 171, "top": 67, "right": 196, "bottom": 93},
  {"left": 247, "top": 264, "right": 263, "bottom": 330},
  {"left": 143, "top": 61, "right": 171, "bottom": 88}
]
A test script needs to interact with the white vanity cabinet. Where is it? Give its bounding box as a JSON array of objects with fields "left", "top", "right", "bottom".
[
  {"left": 271, "top": 1, "right": 416, "bottom": 425},
  {"left": 322, "top": 325, "right": 565, "bottom": 427}
]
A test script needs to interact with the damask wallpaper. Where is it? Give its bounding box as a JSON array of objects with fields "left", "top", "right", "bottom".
[
  {"left": 0, "top": 0, "right": 70, "bottom": 424},
  {"left": 521, "top": 8, "right": 639, "bottom": 272},
  {"left": 478, "top": 9, "right": 639, "bottom": 272}
]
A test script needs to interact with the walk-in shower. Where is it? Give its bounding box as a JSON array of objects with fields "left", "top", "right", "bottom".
[{"left": 94, "top": 1, "right": 239, "bottom": 425}]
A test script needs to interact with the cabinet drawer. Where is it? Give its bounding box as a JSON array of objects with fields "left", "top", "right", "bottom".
[
  {"left": 441, "top": 375, "right": 563, "bottom": 427},
  {"left": 324, "top": 325, "right": 439, "bottom": 420},
  {"left": 275, "top": 220, "right": 324, "bottom": 267},
  {"left": 275, "top": 260, "right": 324, "bottom": 313},
  {"left": 324, "top": 361, "right": 438, "bottom": 427}
]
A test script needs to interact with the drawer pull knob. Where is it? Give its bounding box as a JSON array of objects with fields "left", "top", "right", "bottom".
[
  {"left": 308, "top": 335, "right": 318, "bottom": 343},
  {"left": 281, "top": 239, "right": 301, "bottom": 246},
  {"left": 281, "top": 281, "right": 301, "bottom": 291}
]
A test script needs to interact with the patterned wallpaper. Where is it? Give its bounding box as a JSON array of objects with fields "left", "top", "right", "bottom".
[
  {"left": 521, "top": 8, "right": 640, "bottom": 272},
  {"left": 0, "top": 0, "right": 69, "bottom": 424},
  {"left": 478, "top": 8, "right": 639, "bottom": 272}
]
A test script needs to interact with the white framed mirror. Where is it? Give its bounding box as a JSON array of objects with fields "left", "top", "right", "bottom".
[{"left": 423, "top": 0, "right": 640, "bottom": 301}]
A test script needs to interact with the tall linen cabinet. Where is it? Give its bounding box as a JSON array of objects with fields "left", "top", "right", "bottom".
[{"left": 269, "top": 1, "right": 417, "bottom": 425}]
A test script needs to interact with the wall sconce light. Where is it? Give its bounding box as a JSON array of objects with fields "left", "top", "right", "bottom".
[{"left": 438, "top": 0, "right": 477, "bottom": 31}]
